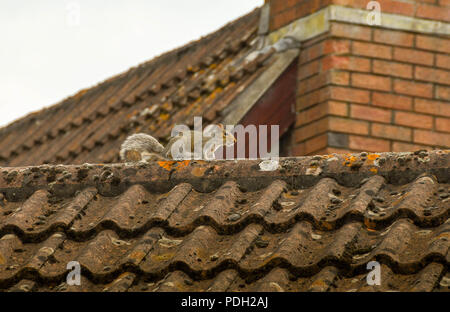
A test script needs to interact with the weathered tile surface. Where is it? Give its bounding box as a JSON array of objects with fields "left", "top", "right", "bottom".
[{"left": 0, "top": 151, "right": 448, "bottom": 292}]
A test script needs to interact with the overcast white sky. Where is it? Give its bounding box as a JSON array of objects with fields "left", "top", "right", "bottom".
[{"left": 0, "top": 0, "right": 263, "bottom": 127}]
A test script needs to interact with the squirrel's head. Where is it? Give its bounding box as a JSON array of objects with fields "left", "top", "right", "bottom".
[
  {"left": 217, "top": 124, "right": 237, "bottom": 147},
  {"left": 205, "top": 124, "right": 236, "bottom": 147}
]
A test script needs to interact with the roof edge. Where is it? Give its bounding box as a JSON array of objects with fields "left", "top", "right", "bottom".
[
  {"left": 223, "top": 48, "right": 299, "bottom": 125},
  {"left": 0, "top": 150, "right": 448, "bottom": 201}
]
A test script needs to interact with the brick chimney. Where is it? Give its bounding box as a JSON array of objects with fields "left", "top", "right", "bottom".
[{"left": 262, "top": 0, "right": 450, "bottom": 155}]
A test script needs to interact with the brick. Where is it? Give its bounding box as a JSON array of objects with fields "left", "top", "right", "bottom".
[
  {"left": 329, "top": 117, "right": 369, "bottom": 135},
  {"left": 312, "top": 148, "right": 330, "bottom": 155},
  {"left": 323, "top": 39, "right": 351, "bottom": 55},
  {"left": 298, "top": 73, "right": 328, "bottom": 95},
  {"left": 321, "top": 55, "right": 371, "bottom": 72},
  {"left": 296, "top": 103, "right": 327, "bottom": 126},
  {"left": 436, "top": 117, "right": 450, "bottom": 132},
  {"left": 414, "top": 98, "right": 450, "bottom": 117},
  {"left": 393, "top": 48, "right": 434, "bottom": 66},
  {"left": 329, "top": 86, "right": 370, "bottom": 103},
  {"left": 415, "top": 67, "right": 450, "bottom": 85},
  {"left": 436, "top": 86, "right": 450, "bottom": 101},
  {"left": 295, "top": 0, "right": 322, "bottom": 20},
  {"left": 349, "top": 135, "right": 390, "bottom": 152},
  {"left": 414, "top": 129, "right": 450, "bottom": 146},
  {"left": 436, "top": 54, "right": 450, "bottom": 70},
  {"left": 328, "top": 132, "right": 349, "bottom": 148},
  {"left": 394, "top": 111, "right": 433, "bottom": 129},
  {"left": 416, "top": 4, "right": 450, "bottom": 22},
  {"left": 332, "top": 0, "right": 418, "bottom": 16},
  {"left": 351, "top": 73, "right": 391, "bottom": 91},
  {"left": 327, "top": 101, "right": 348, "bottom": 116},
  {"left": 350, "top": 104, "right": 391, "bottom": 123},
  {"left": 373, "top": 60, "right": 413, "bottom": 79},
  {"left": 377, "top": 0, "right": 415, "bottom": 16},
  {"left": 352, "top": 42, "right": 392, "bottom": 60},
  {"left": 394, "top": 80, "right": 433, "bottom": 98},
  {"left": 328, "top": 70, "right": 350, "bottom": 85},
  {"left": 420, "top": 0, "right": 439, "bottom": 4},
  {"left": 294, "top": 118, "right": 328, "bottom": 142},
  {"left": 300, "top": 43, "right": 323, "bottom": 64},
  {"left": 297, "top": 88, "right": 329, "bottom": 110},
  {"left": 392, "top": 142, "right": 433, "bottom": 152},
  {"left": 330, "top": 23, "right": 372, "bottom": 41},
  {"left": 271, "top": 9, "right": 297, "bottom": 30},
  {"left": 271, "top": 0, "right": 291, "bottom": 14},
  {"left": 416, "top": 35, "right": 450, "bottom": 54},
  {"left": 372, "top": 123, "right": 412, "bottom": 141},
  {"left": 298, "top": 71, "right": 349, "bottom": 96},
  {"left": 303, "top": 134, "right": 328, "bottom": 155},
  {"left": 372, "top": 92, "right": 413, "bottom": 111},
  {"left": 373, "top": 29, "right": 414, "bottom": 47},
  {"left": 298, "top": 60, "right": 320, "bottom": 80},
  {"left": 335, "top": 0, "right": 415, "bottom": 16},
  {"left": 330, "top": 0, "right": 367, "bottom": 9},
  {"left": 291, "top": 142, "right": 306, "bottom": 156},
  {"left": 287, "top": 0, "right": 300, "bottom": 8}
]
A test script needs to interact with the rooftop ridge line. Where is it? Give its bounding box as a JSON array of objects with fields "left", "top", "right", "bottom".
[{"left": 0, "top": 150, "right": 448, "bottom": 200}]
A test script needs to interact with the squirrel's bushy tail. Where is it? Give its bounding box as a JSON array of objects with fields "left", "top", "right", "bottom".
[{"left": 120, "top": 133, "right": 165, "bottom": 162}]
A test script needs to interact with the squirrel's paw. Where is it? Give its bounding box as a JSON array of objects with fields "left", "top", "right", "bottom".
[{"left": 141, "top": 151, "right": 167, "bottom": 162}]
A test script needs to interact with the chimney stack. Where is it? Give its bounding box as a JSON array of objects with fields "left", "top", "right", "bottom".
[{"left": 261, "top": 0, "right": 450, "bottom": 155}]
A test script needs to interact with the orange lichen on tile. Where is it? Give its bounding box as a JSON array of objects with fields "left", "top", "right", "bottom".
[
  {"left": 364, "top": 218, "right": 377, "bottom": 230},
  {"left": 343, "top": 155, "right": 358, "bottom": 166},
  {"left": 366, "top": 154, "right": 380, "bottom": 166},
  {"left": 159, "top": 113, "right": 170, "bottom": 121},
  {"left": 158, "top": 160, "right": 190, "bottom": 171},
  {"left": 206, "top": 87, "right": 224, "bottom": 102}
]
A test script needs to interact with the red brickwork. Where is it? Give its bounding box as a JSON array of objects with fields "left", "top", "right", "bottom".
[
  {"left": 269, "top": 0, "right": 450, "bottom": 32},
  {"left": 291, "top": 21, "right": 450, "bottom": 155}
]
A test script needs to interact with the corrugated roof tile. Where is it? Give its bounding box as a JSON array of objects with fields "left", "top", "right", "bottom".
[{"left": 0, "top": 151, "right": 448, "bottom": 291}]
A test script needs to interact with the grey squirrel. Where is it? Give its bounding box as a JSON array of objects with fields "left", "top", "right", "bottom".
[
  {"left": 119, "top": 133, "right": 165, "bottom": 162},
  {"left": 120, "top": 126, "right": 236, "bottom": 162}
]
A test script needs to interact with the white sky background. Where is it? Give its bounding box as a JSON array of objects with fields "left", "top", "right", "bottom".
[{"left": 0, "top": 0, "right": 263, "bottom": 127}]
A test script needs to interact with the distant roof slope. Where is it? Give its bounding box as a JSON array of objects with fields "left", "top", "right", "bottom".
[
  {"left": 0, "top": 150, "right": 448, "bottom": 292},
  {"left": 0, "top": 8, "right": 273, "bottom": 167}
]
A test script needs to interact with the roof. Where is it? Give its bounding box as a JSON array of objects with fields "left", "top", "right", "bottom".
[
  {"left": 0, "top": 8, "right": 276, "bottom": 167},
  {"left": 0, "top": 150, "right": 448, "bottom": 292}
]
